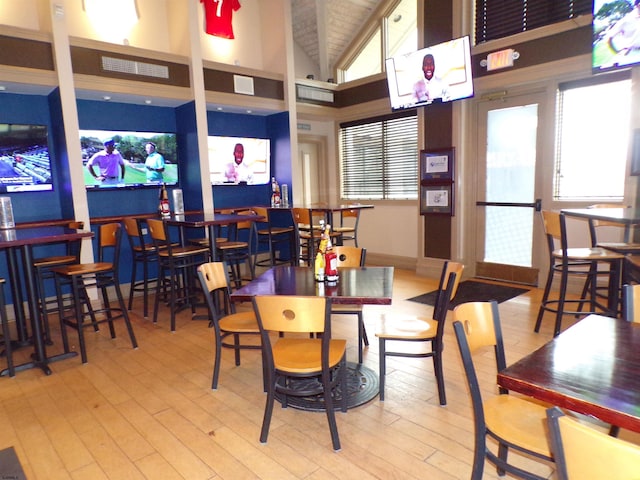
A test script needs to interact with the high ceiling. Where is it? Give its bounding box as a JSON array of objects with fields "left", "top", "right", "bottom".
[{"left": 291, "top": 0, "right": 386, "bottom": 82}]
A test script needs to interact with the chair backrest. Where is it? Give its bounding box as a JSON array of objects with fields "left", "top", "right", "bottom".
[
  {"left": 340, "top": 208, "right": 360, "bottom": 226},
  {"left": 197, "top": 262, "right": 234, "bottom": 321},
  {"left": 146, "top": 218, "right": 168, "bottom": 242},
  {"left": 333, "top": 246, "right": 365, "bottom": 267},
  {"left": 540, "top": 210, "right": 571, "bottom": 256},
  {"left": 123, "top": 216, "right": 149, "bottom": 251},
  {"left": 586, "top": 203, "right": 629, "bottom": 247},
  {"left": 622, "top": 283, "right": 640, "bottom": 323},
  {"left": 291, "top": 207, "right": 313, "bottom": 228},
  {"left": 97, "top": 223, "right": 122, "bottom": 266},
  {"left": 66, "top": 220, "right": 84, "bottom": 258},
  {"left": 433, "top": 261, "right": 464, "bottom": 319},
  {"left": 546, "top": 406, "right": 640, "bottom": 480}
]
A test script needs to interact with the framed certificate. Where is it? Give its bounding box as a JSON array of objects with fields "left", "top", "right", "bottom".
[
  {"left": 420, "top": 184, "right": 454, "bottom": 215},
  {"left": 420, "top": 148, "right": 454, "bottom": 181}
]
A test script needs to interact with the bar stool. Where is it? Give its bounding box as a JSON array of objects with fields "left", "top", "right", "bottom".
[
  {"left": 53, "top": 223, "right": 138, "bottom": 364},
  {"left": 216, "top": 211, "right": 256, "bottom": 289},
  {"left": 0, "top": 278, "right": 15, "bottom": 377},
  {"left": 334, "top": 208, "right": 361, "bottom": 246},
  {"left": 535, "top": 210, "right": 624, "bottom": 336},
  {"left": 147, "top": 218, "right": 210, "bottom": 331},
  {"left": 252, "top": 207, "right": 296, "bottom": 267},
  {"left": 292, "top": 207, "right": 341, "bottom": 265},
  {"left": 32, "top": 220, "right": 84, "bottom": 344},
  {"left": 123, "top": 216, "right": 159, "bottom": 318}
]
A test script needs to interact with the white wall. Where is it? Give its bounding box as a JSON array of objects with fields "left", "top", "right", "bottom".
[{"left": 0, "top": 0, "right": 41, "bottom": 30}]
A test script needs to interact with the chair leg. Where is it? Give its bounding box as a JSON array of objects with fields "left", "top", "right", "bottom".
[
  {"left": 0, "top": 284, "right": 15, "bottom": 377},
  {"left": 113, "top": 281, "right": 138, "bottom": 349},
  {"left": 128, "top": 257, "right": 138, "bottom": 312},
  {"left": 379, "top": 337, "right": 386, "bottom": 401},
  {"left": 260, "top": 370, "right": 277, "bottom": 443},
  {"left": 322, "top": 364, "right": 341, "bottom": 451},
  {"left": 72, "top": 276, "right": 89, "bottom": 364},
  {"left": 534, "top": 266, "right": 554, "bottom": 333},
  {"left": 211, "top": 327, "right": 223, "bottom": 390}
]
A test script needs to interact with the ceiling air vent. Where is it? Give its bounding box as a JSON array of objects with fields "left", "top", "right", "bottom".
[
  {"left": 296, "top": 85, "right": 334, "bottom": 103},
  {"left": 101, "top": 56, "right": 169, "bottom": 79}
]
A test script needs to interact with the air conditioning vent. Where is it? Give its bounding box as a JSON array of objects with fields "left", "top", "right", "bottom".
[
  {"left": 233, "top": 75, "right": 255, "bottom": 95},
  {"left": 296, "top": 85, "right": 334, "bottom": 103},
  {"left": 101, "top": 56, "right": 169, "bottom": 79}
]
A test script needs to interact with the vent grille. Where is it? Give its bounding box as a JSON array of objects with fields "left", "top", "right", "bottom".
[
  {"left": 101, "top": 56, "right": 169, "bottom": 79},
  {"left": 296, "top": 85, "right": 334, "bottom": 103},
  {"left": 233, "top": 75, "right": 255, "bottom": 95}
]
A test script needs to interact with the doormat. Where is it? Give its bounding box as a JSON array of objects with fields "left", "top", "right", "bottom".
[
  {"left": 0, "top": 447, "right": 27, "bottom": 480},
  {"left": 408, "top": 280, "right": 530, "bottom": 309}
]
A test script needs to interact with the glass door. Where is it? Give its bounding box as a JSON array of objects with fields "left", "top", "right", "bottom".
[{"left": 475, "top": 93, "right": 545, "bottom": 285}]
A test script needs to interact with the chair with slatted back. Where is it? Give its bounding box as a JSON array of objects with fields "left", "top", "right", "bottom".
[
  {"left": 215, "top": 209, "right": 256, "bottom": 289},
  {"left": 547, "top": 406, "right": 640, "bottom": 480},
  {"left": 252, "top": 206, "right": 296, "bottom": 267},
  {"left": 453, "top": 301, "right": 553, "bottom": 480},
  {"left": 333, "top": 208, "right": 361, "bottom": 246},
  {"left": 376, "top": 261, "right": 463, "bottom": 404},
  {"left": 147, "top": 218, "right": 210, "bottom": 332},
  {"left": 53, "top": 223, "right": 138, "bottom": 364},
  {"left": 0, "top": 278, "right": 15, "bottom": 377},
  {"left": 252, "top": 294, "right": 347, "bottom": 451},
  {"left": 32, "top": 220, "right": 85, "bottom": 344},
  {"left": 197, "top": 262, "right": 261, "bottom": 389},
  {"left": 329, "top": 245, "right": 369, "bottom": 363}
]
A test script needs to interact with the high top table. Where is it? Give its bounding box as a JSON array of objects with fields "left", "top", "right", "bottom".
[
  {"left": 0, "top": 225, "right": 94, "bottom": 376},
  {"left": 561, "top": 207, "right": 640, "bottom": 242},
  {"left": 498, "top": 314, "right": 640, "bottom": 433}
]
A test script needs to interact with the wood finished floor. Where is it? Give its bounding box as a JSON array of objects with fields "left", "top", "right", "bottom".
[{"left": 1, "top": 268, "right": 637, "bottom": 479}]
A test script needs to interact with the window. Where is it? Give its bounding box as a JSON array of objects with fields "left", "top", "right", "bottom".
[
  {"left": 340, "top": 113, "right": 418, "bottom": 200},
  {"left": 340, "top": 0, "right": 416, "bottom": 83},
  {"left": 554, "top": 73, "right": 631, "bottom": 201},
  {"left": 475, "top": 0, "right": 592, "bottom": 44}
]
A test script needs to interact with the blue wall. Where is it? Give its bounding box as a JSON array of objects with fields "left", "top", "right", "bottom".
[{"left": 0, "top": 93, "right": 291, "bottom": 306}]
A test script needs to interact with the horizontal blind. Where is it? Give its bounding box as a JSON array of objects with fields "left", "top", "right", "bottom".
[
  {"left": 475, "top": 0, "right": 592, "bottom": 44},
  {"left": 340, "top": 113, "right": 418, "bottom": 200}
]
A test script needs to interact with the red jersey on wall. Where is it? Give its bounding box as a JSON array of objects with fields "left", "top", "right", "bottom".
[{"left": 201, "top": 0, "right": 241, "bottom": 39}]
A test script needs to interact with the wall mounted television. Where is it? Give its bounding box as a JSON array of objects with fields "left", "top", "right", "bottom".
[
  {"left": 593, "top": 0, "right": 640, "bottom": 73},
  {"left": 0, "top": 123, "right": 53, "bottom": 192},
  {"left": 385, "top": 35, "right": 474, "bottom": 111},
  {"left": 207, "top": 136, "right": 271, "bottom": 185},
  {"left": 80, "top": 130, "right": 178, "bottom": 190}
]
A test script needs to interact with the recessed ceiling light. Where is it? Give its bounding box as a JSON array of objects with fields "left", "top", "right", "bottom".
[
  {"left": 216, "top": 107, "right": 223, "bottom": 111},
  {"left": 103, "top": 95, "right": 111, "bottom": 101},
  {"left": 144, "top": 99, "right": 152, "bottom": 104},
  {"left": 0, "top": 86, "right": 6, "bottom": 91},
  {"left": 246, "top": 110, "right": 252, "bottom": 114}
]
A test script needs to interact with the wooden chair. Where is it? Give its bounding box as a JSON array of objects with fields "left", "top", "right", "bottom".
[
  {"left": 376, "top": 260, "right": 463, "bottom": 404},
  {"left": 52, "top": 223, "right": 138, "bottom": 364},
  {"left": 196, "top": 262, "right": 261, "bottom": 390},
  {"left": 453, "top": 301, "right": 553, "bottom": 480},
  {"left": 32, "top": 220, "right": 84, "bottom": 344},
  {"left": 329, "top": 245, "right": 369, "bottom": 363},
  {"left": 252, "top": 206, "right": 296, "bottom": 267},
  {"left": 0, "top": 278, "right": 15, "bottom": 377},
  {"left": 122, "top": 216, "right": 160, "bottom": 318},
  {"left": 216, "top": 210, "right": 256, "bottom": 289},
  {"left": 546, "top": 406, "right": 640, "bottom": 480},
  {"left": 147, "top": 218, "right": 210, "bottom": 332},
  {"left": 535, "top": 210, "right": 624, "bottom": 336},
  {"left": 252, "top": 294, "right": 347, "bottom": 451},
  {"left": 333, "top": 208, "right": 361, "bottom": 246},
  {"left": 291, "top": 207, "right": 341, "bottom": 265}
]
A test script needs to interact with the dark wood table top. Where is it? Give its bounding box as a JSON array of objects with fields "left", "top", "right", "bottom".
[
  {"left": 230, "top": 266, "right": 394, "bottom": 305},
  {"left": 561, "top": 207, "right": 640, "bottom": 225},
  {"left": 498, "top": 314, "right": 640, "bottom": 433},
  {"left": 0, "top": 225, "right": 93, "bottom": 248},
  {"left": 164, "top": 212, "right": 264, "bottom": 227}
]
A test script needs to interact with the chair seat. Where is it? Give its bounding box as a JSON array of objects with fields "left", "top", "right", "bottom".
[
  {"left": 334, "top": 226, "right": 356, "bottom": 233},
  {"left": 218, "top": 311, "right": 259, "bottom": 333},
  {"left": 552, "top": 247, "right": 624, "bottom": 261},
  {"left": 331, "top": 304, "right": 362, "bottom": 313},
  {"left": 376, "top": 316, "right": 436, "bottom": 340},
  {"left": 33, "top": 254, "right": 77, "bottom": 268},
  {"left": 484, "top": 394, "right": 552, "bottom": 458},
  {"left": 257, "top": 226, "right": 294, "bottom": 236},
  {"left": 54, "top": 262, "right": 114, "bottom": 276},
  {"left": 218, "top": 241, "right": 248, "bottom": 251},
  {"left": 273, "top": 338, "right": 347, "bottom": 373}
]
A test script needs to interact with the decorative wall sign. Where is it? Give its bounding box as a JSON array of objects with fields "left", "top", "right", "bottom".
[{"left": 420, "top": 147, "right": 454, "bottom": 181}]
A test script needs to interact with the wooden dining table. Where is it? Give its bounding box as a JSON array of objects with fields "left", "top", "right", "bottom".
[
  {"left": 561, "top": 207, "right": 640, "bottom": 242},
  {"left": 0, "top": 225, "right": 94, "bottom": 376},
  {"left": 498, "top": 314, "right": 640, "bottom": 433}
]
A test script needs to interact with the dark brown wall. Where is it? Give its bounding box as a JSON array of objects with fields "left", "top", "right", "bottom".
[
  {"left": 0, "top": 35, "right": 54, "bottom": 71},
  {"left": 203, "top": 69, "right": 284, "bottom": 100}
]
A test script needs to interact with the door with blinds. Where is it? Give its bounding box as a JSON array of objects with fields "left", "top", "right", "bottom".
[{"left": 474, "top": 92, "right": 546, "bottom": 285}]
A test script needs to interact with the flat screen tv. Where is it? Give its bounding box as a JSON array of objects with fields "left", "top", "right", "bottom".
[
  {"left": 207, "top": 136, "right": 271, "bottom": 185},
  {"left": 385, "top": 35, "right": 474, "bottom": 111},
  {"left": 80, "top": 130, "right": 178, "bottom": 190},
  {"left": 593, "top": 0, "right": 640, "bottom": 73},
  {"left": 0, "top": 123, "right": 53, "bottom": 192}
]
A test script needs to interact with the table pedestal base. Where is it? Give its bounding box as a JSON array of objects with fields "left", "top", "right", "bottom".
[{"left": 0, "top": 351, "right": 78, "bottom": 377}]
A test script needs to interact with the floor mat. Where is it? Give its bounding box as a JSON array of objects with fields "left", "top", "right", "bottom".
[
  {"left": 408, "top": 279, "right": 530, "bottom": 309},
  {"left": 0, "top": 447, "right": 27, "bottom": 480}
]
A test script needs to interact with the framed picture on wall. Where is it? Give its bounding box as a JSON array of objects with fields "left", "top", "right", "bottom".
[
  {"left": 420, "top": 147, "right": 454, "bottom": 181},
  {"left": 421, "top": 183, "right": 454, "bottom": 215}
]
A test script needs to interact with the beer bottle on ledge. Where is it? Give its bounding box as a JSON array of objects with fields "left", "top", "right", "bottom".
[{"left": 159, "top": 183, "right": 170, "bottom": 217}]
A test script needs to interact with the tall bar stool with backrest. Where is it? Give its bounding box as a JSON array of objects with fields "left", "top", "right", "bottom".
[
  {"left": 123, "top": 216, "right": 160, "bottom": 318},
  {"left": 333, "top": 208, "right": 361, "bottom": 246},
  {"left": 292, "top": 207, "right": 342, "bottom": 266},
  {"left": 32, "top": 220, "right": 85, "bottom": 344},
  {"left": 0, "top": 278, "right": 15, "bottom": 377},
  {"left": 147, "top": 218, "right": 210, "bottom": 332},
  {"left": 376, "top": 261, "right": 463, "bottom": 404},
  {"left": 535, "top": 210, "right": 624, "bottom": 337},
  {"left": 215, "top": 209, "right": 256, "bottom": 289},
  {"left": 252, "top": 206, "right": 296, "bottom": 267},
  {"left": 53, "top": 223, "right": 138, "bottom": 364}
]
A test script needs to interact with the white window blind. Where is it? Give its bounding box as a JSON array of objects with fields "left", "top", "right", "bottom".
[{"left": 340, "top": 113, "right": 418, "bottom": 200}]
